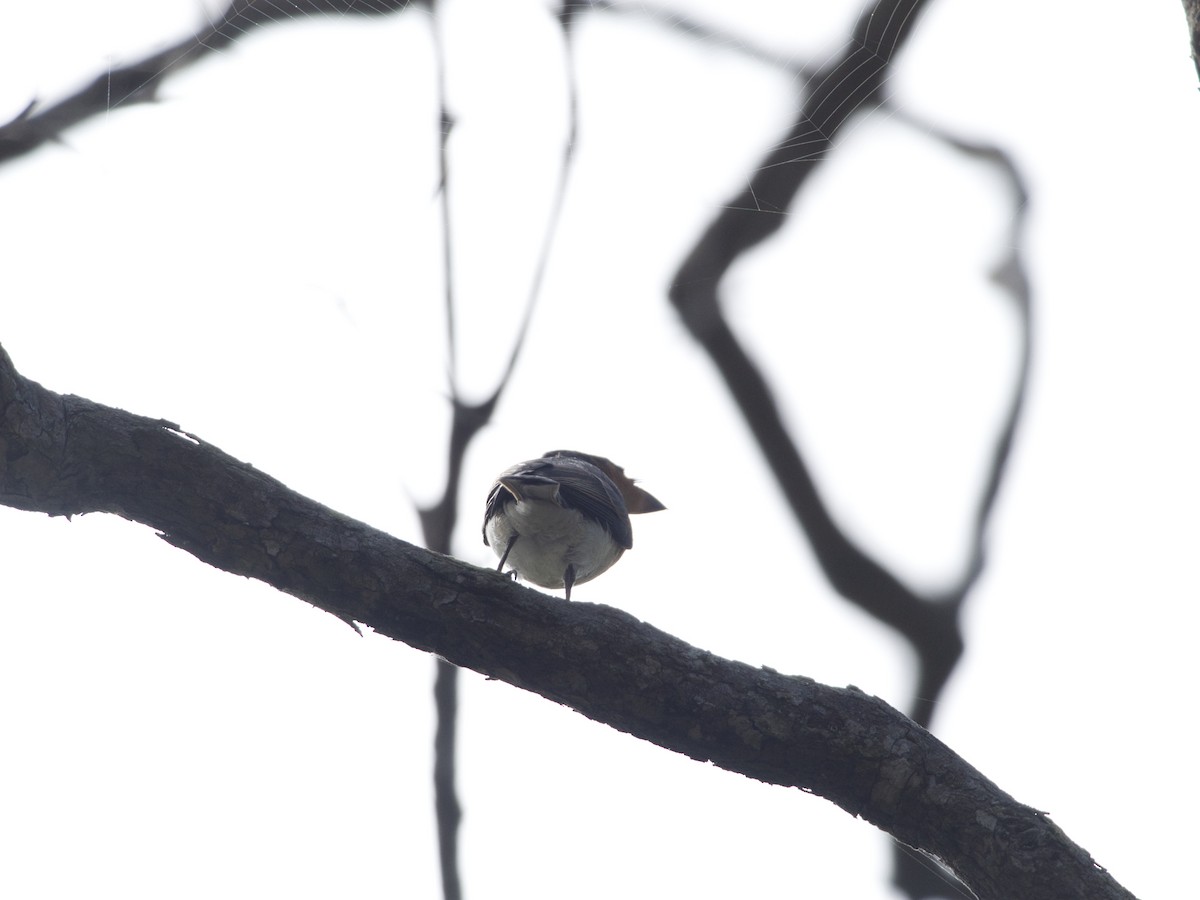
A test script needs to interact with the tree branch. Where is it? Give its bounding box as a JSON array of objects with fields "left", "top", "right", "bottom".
[
  {"left": 0, "top": 344, "right": 1133, "bottom": 900},
  {"left": 418, "top": 4, "right": 582, "bottom": 893},
  {"left": 0, "top": 0, "right": 413, "bottom": 165},
  {"left": 668, "top": 0, "right": 965, "bottom": 732},
  {"left": 663, "top": 5, "right": 1030, "bottom": 896}
]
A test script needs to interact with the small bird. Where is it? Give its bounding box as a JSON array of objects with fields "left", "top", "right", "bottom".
[{"left": 483, "top": 450, "right": 665, "bottom": 599}]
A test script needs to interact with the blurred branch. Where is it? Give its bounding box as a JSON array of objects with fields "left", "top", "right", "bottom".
[
  {"left": 591, "top": 0, "right": 812, "bottom": 74},
  {"left": 0, "top": 342, "right": 1133, "bottom": 900},
  {"left": 664, "top": 7, "right": 1030, "bottom": 895},
  {"left": 418, "top": 389, "right": 504, "bottom": 900},
  {"left": 892, "top": 117, "right": 1034, "bottom": 872},
  {"left": 422, "top": 9, "right": 466, "bottom": 897},
  {"left": 0, "top": 0, "right": 413, "bottom": 166},
  {"left": 889, "top": 107, "right": 1034, "bottom": 601},
  {"left": 669, "top": 0, "right": 953, "bottom": 724},
  {"left": 889, "top": 103, "right": 1036, "bottom": 900},
  {"left": 417, "top": 5, "right": 581, "bottom": 898}
]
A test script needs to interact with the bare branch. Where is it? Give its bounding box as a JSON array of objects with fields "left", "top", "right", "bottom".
[
  {"left": 592, "top": 0, "right": 812, "bottom": 75},
  {"left": 0, "top": 0, "right": 413, "bottom": 166},
  {"left": 418, "top": 5, "right": 583, "bottom": 894},
  {"left": 663, "top": 9, "right": 1027, "bottom": 894},
  {"left": 0, "top": 342, "right": 1134, "bottom": 900},
  {"left": 669, "top": 0, "right": 953, "bottom": 723},
  {"left": 885, "top": 107, "right": 1034, "bottom": 603},
  {"left": 892, "top": 126, "right": 1031, "bottom": 899}
]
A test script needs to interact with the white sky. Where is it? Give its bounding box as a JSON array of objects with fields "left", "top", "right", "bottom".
[{"left": 1, "top": 2, "right": 1197, "bottom": 898}]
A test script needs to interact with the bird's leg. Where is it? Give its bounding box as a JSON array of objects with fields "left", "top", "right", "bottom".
[
  {"left": 497, "top": 532, "right": 519, "bottom": 571},
  {"left": 563, "top": 564, "right": 576, "bottom": 601}
]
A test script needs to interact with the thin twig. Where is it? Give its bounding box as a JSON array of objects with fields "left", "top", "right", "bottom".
[
  {"left": 0, "top": 0, "right": 412, "bottom": 165},
  {"left": 417, "top": 5, "right": 582, "bottom": 899}
]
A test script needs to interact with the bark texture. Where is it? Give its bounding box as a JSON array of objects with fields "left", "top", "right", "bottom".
[{"left": 0, "top": 345, "right": 1132, "bottom": 900}]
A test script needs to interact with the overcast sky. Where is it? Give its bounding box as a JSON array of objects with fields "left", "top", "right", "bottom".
[{"left": 2, "top": 2, "right": 1197, "bottom": 898}]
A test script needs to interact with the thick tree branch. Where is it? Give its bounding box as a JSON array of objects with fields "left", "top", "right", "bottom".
[
  {"left": 0, "top": 345, "right": 1133, "bottom": 900},
  {"left": 668, "top": 0, "right": 967, "bottom": 733}
]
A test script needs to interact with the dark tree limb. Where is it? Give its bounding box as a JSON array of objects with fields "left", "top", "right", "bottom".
[
  {"left": 422, "top": 8, "right": 469, "bottom": 894},
  {"left": 669, "top": 0, "right": 953, "bottom": 725},
  {"left": 0, "top": 0, "right": 414, "bottom": 165},
  {"left": 0, "top": 344, "right": 1135, "bottom": 900},
  {"left": 418, "top": 388, "right": 503, "bottom": 900},
  {"left": 430, "top": 659, "right": 462, "bottom": 900},
  {"left": 883, "top": 125, "right": 1032, "bottom": 899},
  {"left": 662, "top": 5, "right": 1034, "bottom": 896}
]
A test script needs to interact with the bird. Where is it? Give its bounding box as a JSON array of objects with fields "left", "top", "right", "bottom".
[{"left": 483, "top": 450, "right": 665, "bottom": 599}]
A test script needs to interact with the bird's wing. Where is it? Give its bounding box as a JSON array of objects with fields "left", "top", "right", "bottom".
[{"left": 536, "top": 456, "right": 634, "bottom": 549}]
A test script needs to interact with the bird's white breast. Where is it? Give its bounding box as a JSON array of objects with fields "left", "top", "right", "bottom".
[{"left": 486, "top": 496, "right": 624, "bottom": 589}]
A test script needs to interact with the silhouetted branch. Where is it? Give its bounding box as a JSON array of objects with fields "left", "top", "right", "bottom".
[
  {"left": 422, "top": 12, "right": 467, "bottom": 894},
  {"left": 0, "top": 343, "right": 1134, "bottom": 900},
  {"left": 664, "top": 8, "right": 1033, "bottom": 896},
  {"left": 430, "top": 661, "right": 463, "bottom": 900},
  {"left": 418, "top": 391, "right": 499, "bottom": 900},
  {"left": 669, "top": 0, "right": 947, "bottom": 722},
  {"left": 0, "top": 0, "right": 413, "bottom": 165},
  {"left": 591, "top": 0, "right": 810, "bottom": 75},
  {"left": 417, "top": 5, "right": 581, "bottom": 897},
  {"left": 888, "top": 109, "right": 1033, "bottom": 603}
]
